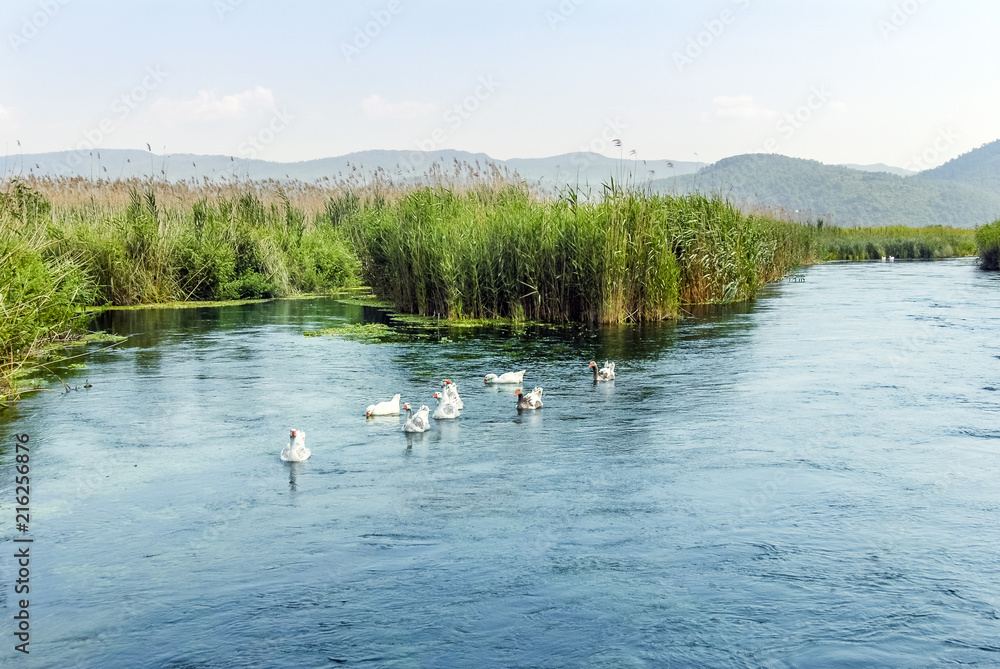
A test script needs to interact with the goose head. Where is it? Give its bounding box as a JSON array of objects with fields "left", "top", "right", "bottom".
[
  {"left": 365, "top": 404, "right": 376, "bottom": 418},
  {"left": 485, "top": 373, "right": 498, "bottom": 384}
]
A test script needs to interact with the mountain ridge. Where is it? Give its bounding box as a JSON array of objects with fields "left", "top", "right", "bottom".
[
  {"left": 655, "top": 153, "right": 1000, "bottom": 228},
  {"left": 5, "top": 143, "right": 999, "bottom": 227}
]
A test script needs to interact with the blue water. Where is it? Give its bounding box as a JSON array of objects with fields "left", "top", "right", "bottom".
[{"left": 2, "top": 258, "right": 1000, "bottom": 667}]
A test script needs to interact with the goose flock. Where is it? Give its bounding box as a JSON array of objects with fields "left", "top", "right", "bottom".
[{"left": 280, "top": 360, "right": 617, "bottom": 459}]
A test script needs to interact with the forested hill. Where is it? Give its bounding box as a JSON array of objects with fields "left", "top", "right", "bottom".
[
  {"left": 913, "top": 140, "right": 1000, "bottom": 197},
  {"left": 653, "top": 154, "right": 1000, "bottom": 228}
]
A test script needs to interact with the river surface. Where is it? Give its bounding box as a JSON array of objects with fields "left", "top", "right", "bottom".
[{"left": 2, "top": 258, "right": 1000, "bottom": 668}]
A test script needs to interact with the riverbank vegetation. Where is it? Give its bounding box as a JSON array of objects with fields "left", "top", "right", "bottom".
[
  {"left": 0, "top": 173, "right": 982, "bottom": 399},
  {"left": 0, "top": 176, "right": 357, "bottom": 399},
  {"left": 1, "top": 181, "right": 95, "bottom": 400},
  {"left": 976, "top": 220, "right": 1000, "bottom": 270},
  {"left": 345, "top": 185, "right": 814, "bottom": 322},
  {"left": 811, "top": 224, "right": 977, "bottom": 261}
]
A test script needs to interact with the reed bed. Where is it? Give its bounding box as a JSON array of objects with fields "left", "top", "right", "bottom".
[
  {"left": 1, "top": 172, "right": 983, "bottom": 398},
  {"left": 812, "top": 224, "right": 977, "bottom": 261},
  {"left": 976, "top": 221, "right": 1000, "bottom": 270},
  {"left": 1, "top": 181, "right": 94, "bottom": 399},
  {"left": 0, "top": 178, "right": 358, "bottom": 397},
  {"left": 35, "top": 185, "right": 358, "bottom": 306},
  {"left": 344, "top": 185, "right": 816, "bottom": 323}
]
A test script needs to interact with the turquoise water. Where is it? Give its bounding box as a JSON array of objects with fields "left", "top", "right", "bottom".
[{"left": 2, "top": 258, "right": 1000, "bottom": 667}]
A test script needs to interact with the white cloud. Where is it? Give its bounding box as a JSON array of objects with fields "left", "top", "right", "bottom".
[
  {"left": 362, "top": 94, "right": 434, "bottom": 120},
  {"left": 713, "top": 95, "right": 777, "bottom": 120},
  {"left": 152, "top": 86, "right": 276, "bottom": 125}
]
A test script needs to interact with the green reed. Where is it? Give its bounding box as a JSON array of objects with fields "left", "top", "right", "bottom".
[
  {"left": 811, "top": 224, "right": 976, "bottom": 261},
  {"left": 344, "top": 185, "right": 815, "bottom": 323},
  {"left": 0, "top": 179, "right": 358, "bottom": 400},
  {"left": 0, "top": 182, "right": 94, "bottom": 399},
  {"left": 975, "top": 220, "right": 1000, "bottom": 270}
]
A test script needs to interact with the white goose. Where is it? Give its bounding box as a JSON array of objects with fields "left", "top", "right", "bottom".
[
  {"left": 515, "top": 387, "right": 543, "bottom": 410},
  {"left": 280, "top": 429, "right": 311, "bottom": 462},
  {"left": 441, "top": 379, "right": 463, "bottom": 409},
  {"left": 366, "top": 393, "right": 401, "bottom": 418},
  {"left": 402, "top": 403, "right": 431, "bottom": 432},
  {"left": 432, "top": 391, "right": 461, "bottom": 419},
  {"left": 589, "top": 360, "right": 616, "bottom": 382},
  {"left": 485, "top": 370, "right": 526, "bottom": 384}
]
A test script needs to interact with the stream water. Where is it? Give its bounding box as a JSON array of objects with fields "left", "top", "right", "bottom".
[{"left": 1, "top": 258, "right": 999, "bottom": 667}]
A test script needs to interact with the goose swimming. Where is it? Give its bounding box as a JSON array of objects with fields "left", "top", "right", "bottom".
[
  {"left": 280, "top": 429, "right": 311, "bottom": 462},
  {"left": 441, "top": 379, "right": 464, "bottom": 409},
  {"left": 402, "top": 403, "right": 431, "bottom": 432},
  {"left": 515, "top": 387, "right": 543, "bottom": 410},
  {"left": 589, "top": 360, "right": 616, "bottom": 382},
  {"left": 485, "top": 370, "right": 526, "bottom": 384},
  {"left": 432, "top": 391, "right": 461, "bottom": 419},
  {"left": 366, "top": 393, "right": 401, "bottom": 418}
]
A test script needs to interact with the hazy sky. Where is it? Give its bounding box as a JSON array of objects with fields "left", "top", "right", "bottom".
[{"left": 1, "top": 0, "right": 997, "bottom": 168}]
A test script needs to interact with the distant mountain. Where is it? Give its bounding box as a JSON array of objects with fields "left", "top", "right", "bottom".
[
  {"left": 654, "top": 154, "right": 1000, "bottom": 228},
  {"left": 912, "top": 139, "right": 1000, "bottom": 197},
  {"left": 6, "top": 144, "right": 1000, "bottom": 227},
  {"left": 0, "top": 148, "right": 705, "bottom": 186},
  {"left": 839, "top": 163, "right": 915, "bottom": 177}
]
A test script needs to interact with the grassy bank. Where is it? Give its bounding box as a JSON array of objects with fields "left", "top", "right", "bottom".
[
  {"left": 1, "top": 178, "right": 358, "bottom": 399},
  {"left": 976, "top": 221, "right": 1000, "bottom": 270},
  {"left": 1, "top": 181, "right": 95, "bottom": 400}
]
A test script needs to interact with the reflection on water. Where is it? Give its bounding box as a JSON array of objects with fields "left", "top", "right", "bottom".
[{"left": 2, "top": 260, "right": 1000, "bottom": 667}]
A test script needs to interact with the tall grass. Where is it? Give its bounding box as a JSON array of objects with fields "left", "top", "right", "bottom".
[
  {"left": 44, "top": 188, "right": 359, "bottom": 305},
  {"left": 0, "top": 178, "right": 359, "bottom": 399},
  {"left": 1, "top": 181, "right": 94, "bottom": 399},
  {"left": 345, "top": 184, "right": 817, "bottom": 323},
  {"left": 976, "top": 220, "right": 1000, "bottom": 270},
  {"left": 1, "top": 172, "right": 984, "bottom": 400},
  {"left": 812, "top": 224, "right": 976, "bottom": 261}
]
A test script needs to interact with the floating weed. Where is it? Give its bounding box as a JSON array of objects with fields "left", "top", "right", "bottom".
[
  {"left": 303, "top": 322, "right": 402, "bottom": 343},
  {"left": 83, "top": 331, "right": 128, "bottom": 343},
  {"left": 334, "top": 294, "right": 396, "bottom": 309}
]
